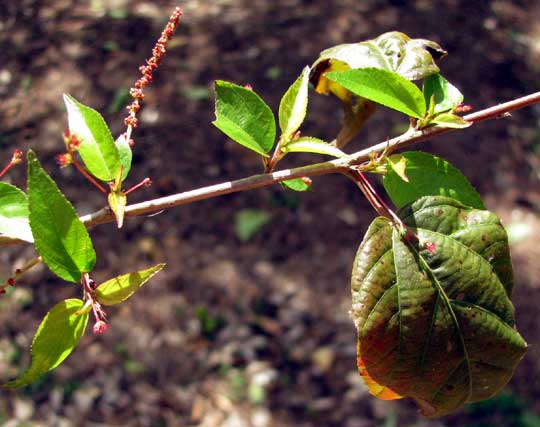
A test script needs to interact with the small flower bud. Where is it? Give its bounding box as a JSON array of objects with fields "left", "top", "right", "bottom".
[
  {"left": 93, "top": 320, "right": 109, "bottom": 335},
  {"left": 7, "top": 278, "right": 15, "bottom": 286},
  {"left": 55, "top": 153, "right": 73, "bottom": 168},
  {"left": 11, "top": 149, "right": 23, "bottom": 164},
  {"left": 425, "top": 242, "right": 436, "bottom": 253}
]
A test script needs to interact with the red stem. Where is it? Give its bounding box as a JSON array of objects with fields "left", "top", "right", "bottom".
[{"left": 72, "top": 158, "right": 107, "bottom": 194}]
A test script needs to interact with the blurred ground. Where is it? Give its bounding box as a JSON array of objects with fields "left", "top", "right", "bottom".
[{"left": 1, "top": 0, "right": 540, "bottom": 426}]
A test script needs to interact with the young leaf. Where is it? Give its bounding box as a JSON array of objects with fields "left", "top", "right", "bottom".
[
  {"left": 281, "top": 178, "right": 311, "bottom": 192},
  {"left": 385, "top": 155, "right": 409, "bottom": 183},
  {"left": 383, "top": 151, "right": 484, "bottom": 210},
  {"left": 96, "top": 263, "right": 165, "bottom": 306},
  {"left": 115, "top": 134, "right": 132, "bottom": 182},
  {"left": 279, "top": 66, "right": 310, "bottom": 140},
  {"left": 423, "top": 74, "right": 464, "bottom": 114},
  {"left": 27, "top": 150, "right": 96, "bottom": 282},
  {"left": 351, "top": 197, "right": 526, "bottom": 417},
  {"left": 213, "top": 81, "right": 276, "bottom": 156},
  {"left": 282, "top": 137, "right": 346, "bottom": 158},
  {"left": 6, "top": 299, "right": 89, "bottom": 388},
  {"left": 234, "top": 209, "right": 272, "bottom": 241},
  {"left": 108, "top": 190, "right": 127, "bottom": 229},
  {"left": 0, "top": 182, "right": 33, "bottom": 242},
  {"left": 325, "top": 68, "right": 426, "bottom": 118},
  {"left": 63, "top": 94, "right": 120, "bottom": 182},
  {"left": 429, "top": 112, "right": 471, "bottom": 129}
]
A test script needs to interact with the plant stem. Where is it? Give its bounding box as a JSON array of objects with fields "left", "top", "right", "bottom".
[{"left": 79, "top": 91, "right": 540, "bottom": 229}]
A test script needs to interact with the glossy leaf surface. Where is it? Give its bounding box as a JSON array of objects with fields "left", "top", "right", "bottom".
[
  {"left": 213, "top": 81, "right": 276, "bottom": 156},
  {"left": 282, "top": 137, "right": 346, "bottom": 158},
  {"left": 96, "top": 263, "right": 165, "bottom": 306},
  {"left": 63, "top": 94, "right": 120, "bottom": 182},
  {"left": 27, "top": 151, "right": 96, "bottom": 282},
  {"left": 351, "top": 196, "right": 526, "bottom": 417},
  {"left": 0, "top": 182, "right": 33, "bottom": 242},
  {"left": 279, "top": 66, "right": 310, "bottom": 140},
  {"left": 423, "top": 74, "right": 464, "bottom": 114},
  {"left": 383, "top": 151, "right": 484, "bottom": 210},
  {"left": 325, "top": 68, "right": 426, "bottom": 118},
  {"left": 6, "top": 299, "right": 89, "bottom": 388}
]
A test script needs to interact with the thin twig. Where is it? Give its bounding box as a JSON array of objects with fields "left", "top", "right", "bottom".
[{"left": 78, "top": 91, "right": 540, "bottom": 229}]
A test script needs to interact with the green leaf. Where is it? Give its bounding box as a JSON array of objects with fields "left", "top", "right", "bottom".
[
  {"left": 114, "top": 134, "right": 132, "bottom": 182},
  {"left": 63, "top": 94, "right": 120, "bottom": 182},
  {"left": 282, "top": 137, "right": 346, "bottom": 158},
  {"left": 386, "top": 155, "right": 409, "bottom": 183},
  {"left": 311, "top": 31, "right": 446, "bottom": 95},
  {"left": 281, "top": 178, "right": 311, "bottom": 192},
  {"left": 234, "top": 209, "right": 272, "bottom": 241},
  {"left": 213, "top": 81, "right": 276, "bottom": 156},
  {"left": 325, "top": 68, "right": 426, "bottom": 118},
  {"left": 429, "top": 112, "right": 471, "bottom": 129},
  {"left": 423, "top": 74, "right": 464, "bottom": 114},
  {"left": 383, "top": 151, "right": 484, "bottom": 210},
  {"left": 351, "top": 196, "right": 526, "bottom": 417},
  {"left": 6, "top": 299, "right": 89, "bottom": 388},
  {"left": 279, "top": 66, "right": 310, "bottom": 140},
  {"left": 0, "top": 182, "right": 33, "bottom": 242},
  {"left": 27, "top": 150, "right": 96, "bottom": 282},
  {"left": 96, "top": 263, "right": 165, "bottom": 306}
]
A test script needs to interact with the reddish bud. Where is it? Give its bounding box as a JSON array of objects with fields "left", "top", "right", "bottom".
[
  {"left": 14, "top": 269, "right": 21, "bottom": 274},
  {"left": 243, "top": 84, "right": 253, "bottom": 90},
  {"left": 55, "top": 153, "right": 73, "bottom": 168},
  {"left": 0, "top": 289, "right": 5, "bottom": 294},
  {"left": 128, "top": 139, "right": 135, "bottom": 147},
  {"left": 455, "top": 104, "right": 472, "bottom": 113},
  {"left": 11, "top": 149, "right": 23, "bottom": 164},
  {"left": 300, "top": 177, "right": 312, "bottom": 186},
  {"left": 93, "top": 320, "right": 109, "bottom": 335},
  {"left": 425, "top": 242, "right": 436, "bottom": 253},
  {"left": 7, "top": 278, "right": 15, "bottom": 286}
]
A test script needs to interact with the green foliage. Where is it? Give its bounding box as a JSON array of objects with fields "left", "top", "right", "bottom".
[
  {"left": 279, "top": 66, "right": 310, "bottom": 141},
  {"left": 351, "top": 196, "right": 526, "bottom": 417},
  {"left": 383, "top": 151, "right": 485, "bottom": 210},
  {"left": 325, "top": 68, "right": 426, "bottom": 118},
  {"left": 0, "top": 182, "right": 33, "bottom": 243},
  {"left": 114, "top": 134, "right": 132, "bottom": 182},
  {"left": 282, "top": 137, "right": 346, "bottom": 158},
  {"left": 195, "top": 305, "right": 227, "bottom": 340},
  {"left": 213, "top": 81, "right": 276, "bottom": 156},
  {"left": 281, "top": 178, "right": 312, "bottom": 192},
  {"left": 96, "top": 263, "right": 165, "bottom": 306},
  {"left": 6, "top": 299, "right": 89, "bottom": 388},
  {"left": 235, "top": 209, "right": 272, "bottom": 241},
  {"left": 63, "top": 94, "right": 121, "bottom": 182},
  {"left": 423, "top": 73, "right": 464, "bottom": 114},
  {"left": 27, "top": 151, "right": 96, "bottom": 282}
]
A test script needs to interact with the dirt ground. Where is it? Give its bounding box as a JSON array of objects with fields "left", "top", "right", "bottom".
[{"left": 1, "top": 1, "right": 540, "bottom": 426}]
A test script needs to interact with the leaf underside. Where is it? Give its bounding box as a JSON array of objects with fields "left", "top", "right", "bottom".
[{"left": 351, "top": 196, "right": 526, "bottom": 417}]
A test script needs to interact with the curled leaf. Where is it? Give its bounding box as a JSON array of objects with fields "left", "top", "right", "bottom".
[{"left": 351, "top": 196, "right": 526, "bottom": 417}]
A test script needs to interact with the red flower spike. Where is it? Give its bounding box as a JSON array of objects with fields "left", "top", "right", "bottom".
[
  {"left": 11, "top": 149, "right": 23, "bottom": 164},
  {"left": 124, "top": 7, "right": 183, "bottom": 133},
  {"left": 93, "top": 320, "right": 109, "bottom": 335}
]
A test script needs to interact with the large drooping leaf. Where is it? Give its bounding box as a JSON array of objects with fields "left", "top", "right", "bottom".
[
  {"left": 311, "top": 31, "right": 447, "bottom": 96},
  {"left": 96, "top": 263, "right": 165, "bottom": 306},
  {"left": 213, "top": 81, "right": 276, "bottom": 156},
  {"left": 6, "top": 299, "right": 89, "bottom": 388},
  {"left": 27, "top": 150, "right": 96, "bottom": 282},
  {"left": 63, "top": 94, "right": 120, "bottom": 182},
  {"left": 324, "top": 68, "right": 426, "bottom": 118},
  {"left": 0, "top": 182, "right": 33, "bottom": 243},
  {"left": 383, "top": 151, "right": 485, "bottom": 210},
  {"left": 279, "top": 66, "right": 310, "bottom": 141},
  {"left": 350, "top": 196, "right": 526, "bottom": 418}
]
